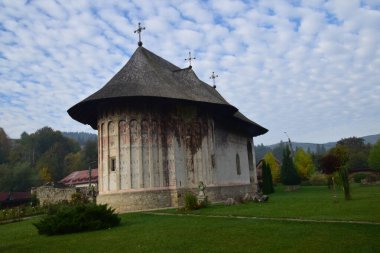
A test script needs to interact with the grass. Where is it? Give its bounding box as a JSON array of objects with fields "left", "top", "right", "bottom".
[
  {"left": 0, "top": 184, "right": 379, "bottom": 253},
  {"left": 166, "top": 183, "right": 380, "bottom": 222}
]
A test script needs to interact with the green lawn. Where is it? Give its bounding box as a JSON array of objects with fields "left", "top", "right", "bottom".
[
  {"left": 169, "top": 184, "right": 380, "bottom": 222},
  {"left": 0, "top": 184, "right": 379, "bottom": 253}
]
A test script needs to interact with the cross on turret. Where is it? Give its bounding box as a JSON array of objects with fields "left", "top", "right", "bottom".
[
  {"left": 134, "top": 22, "right": 146, "bottom": 47},
  {"left": 209, "top": 71, "right": 219, "bottom": 88},
  {"left": 184, "top": 52, "right": 196, "bottom": 68}
]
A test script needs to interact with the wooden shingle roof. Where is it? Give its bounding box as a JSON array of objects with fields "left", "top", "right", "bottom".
[{"left": 68, "top": 46, "right": 268, "bottom": 137}]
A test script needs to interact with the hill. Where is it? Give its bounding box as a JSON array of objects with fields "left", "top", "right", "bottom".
[
  {"left": 256, "top": 133, "right": 380, "bottom": 162},
  {"left": 362, "top": 134, "right": 380, "bottom": 145},
  {"left": 268, "top": 133, "right": 380, "bottom": 153},
  {"left": 273, "top": 142, "right": 335, "bottom": 153},
  {"left": 62, "top": 132, "right": 97, "bottom": 146}
]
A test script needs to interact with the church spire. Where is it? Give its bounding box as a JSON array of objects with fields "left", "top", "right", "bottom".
[
  {"left": 210, "top": 71, "right": 218, "bottom": 88},
  {"left": 184, "top": 51, "right": 196, "bottom": 68},
  {"left": 134, "top": 22, "right": 146, "bottom": 47}
]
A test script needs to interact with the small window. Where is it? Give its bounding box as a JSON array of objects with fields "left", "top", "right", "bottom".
[
  {"left": 110, "top": 157, "right": 116, "bottom": 172},
  {"left": 236, "top": 154, "right": 241, "bottom": 175},
  {"left": 211, "top": 154, "right": 216, "bottom": 168},
  {"left": 247, "top": 141, "right": 254, "bottom": 171}
]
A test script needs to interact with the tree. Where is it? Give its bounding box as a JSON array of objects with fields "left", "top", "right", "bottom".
[
  {"left": 280, "top": 145, "right": 300, "bottom": 185},
  {"left": 263, "top": 152, "right": 280, "bottom": 183},
  {"left": 337, "top": 137, "right": 365, "bottom": 148},
  {"left": 39, "top": 167, "right": 53, "bottom": 183},
  {"left": 312, "top": 144, "right": 327, "bottom": 172},
  {"left": 294, "top": 148, "right": 315, "bottom": 180},
  {"left": 272, "top": 141, "right": 286, "bottom": 161},
  {"left": 261, "top": 161, "right": 274, "bottom": 194},
  {"left": 0, "top": 126, "right": 85, "bottom": 191},
  {"left": 83, "top": 140, "right": 98, "bottom": 165},
  {"left": 27, "top": 127, "right": 80, "bottom": 165},
  {"left": 0, "top": 163, "right": 11, "bottom": 191},
  {"left": 255, "top": 143, "right": 271, "bottom": 163},
  {"left": 320, "top": 153, "right": 339, "bottom": 175},
  {"left": 368, "top": 140, "right": 380, "bottom": 173},
  {"left": 0, "top": 162, "right": 38, "bottom": 191},
  {"left": 63, "top": 139, "right": 98, "bottom": 175},
  {"left": 8, "top": 132, "right": 36, "bottom": 165},
  {"left": 333, "top": 145, "right": 351, "bottom": 200},
  {"left": 321, "top": 145, "right": 351, "bottom": 200},
  {"left": 12, "top": 162, "right": 38, "bottom": 191},
  {"left": 316, "top": 144, "right": 326, "bottom": 154},
  {"left": 37, "top": 142, "right": 74, "bottom": 182},
  {"left": 0, "top": 127, "right": 11, "bottom": 163},
  {"left": 64, "top": 152, "right": 85, "bottom": 175},
  {"left": 337, "top": 137, "right": 370, "bottom": 171}
]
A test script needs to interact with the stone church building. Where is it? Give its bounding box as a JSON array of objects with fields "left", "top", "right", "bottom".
[{"left": 68, "top": 44, "right": 267, "bottom": 212}]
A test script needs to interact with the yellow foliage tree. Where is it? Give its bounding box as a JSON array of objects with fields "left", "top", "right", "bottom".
[
  {"left": 294, "top": 148, "right": 315, "bottom": 180},
  {"left": 263, "top": 152, "right": 281, "bottom": 183},
  {"left": 39, "top": 167, "right": 52, "bottom": 183}
]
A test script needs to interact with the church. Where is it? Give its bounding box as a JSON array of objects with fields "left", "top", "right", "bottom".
[{"left": 68, "top": 30, "right": 267, "bottom": 212}]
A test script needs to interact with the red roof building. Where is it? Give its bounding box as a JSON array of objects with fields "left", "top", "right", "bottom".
[
  {"left": 59, "top": 169, "right": 98, "bottom": 188},
  {"left": 0, "top": 192, "right": 31, "bottom": 208}
]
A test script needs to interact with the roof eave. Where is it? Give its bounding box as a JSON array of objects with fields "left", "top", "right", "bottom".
[{"left": 67, "top": 96, "right": 238, "bottom": 130}]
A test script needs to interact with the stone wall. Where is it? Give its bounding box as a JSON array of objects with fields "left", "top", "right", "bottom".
[
  {"left": 176, "top": 184, "right": 255, "bottom": 206},
  {"left": 97, "top": 183, "right": 254, "bottom": 213},
  {"left": 97, "top": 188, "right": 178, "bottom": 212},
  {"left": 33, "top": 186, "right": 76, "bottom": 205}
]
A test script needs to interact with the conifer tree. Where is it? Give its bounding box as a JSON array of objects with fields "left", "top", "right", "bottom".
[
  {"left": 368, "top": 140, "right": 380, "bottom": 173},
  {"left": 262, "top": 161, "right": 274, "bottom": 194},
  {"left": 281, "top": 145, "right": 301, "bottom": 185},
  {"left": 263, "top": 152, "right": 281, "bottom": 183}
]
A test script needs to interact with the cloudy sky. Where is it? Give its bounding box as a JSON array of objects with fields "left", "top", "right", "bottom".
[{"left": 1, "top": 0, "right": 379, "bottom": 145}]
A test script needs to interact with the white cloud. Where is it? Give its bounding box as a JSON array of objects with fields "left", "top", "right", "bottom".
[
  {"left": 0, "top": 0, "right": 379, "bottom": 146},
  {"left": 210, "top": 0, "right": 247, "bottom": 17}
]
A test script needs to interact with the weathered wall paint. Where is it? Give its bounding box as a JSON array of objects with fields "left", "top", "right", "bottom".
[{"left": 96, "top": 104, "right": 257, "bottom": 212}]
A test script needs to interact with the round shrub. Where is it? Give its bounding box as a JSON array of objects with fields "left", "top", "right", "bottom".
[
  {"left": 352, "top": 173, "right": 368, "bottom": 183},
  {"left": 184, "top": 192, "right": 199, "bottom": 211},
  {"left": 363, "top": 173, "right": 378, "bottom": 183},
  {"left": 309, "top": 172, "right": 328, "bottom": 186},
  {"left": 70, "top": 192, "right": 89, "bottom": 204}
]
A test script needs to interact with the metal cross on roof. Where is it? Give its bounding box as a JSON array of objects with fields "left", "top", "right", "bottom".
[
  {"left": 134, "top": 22, "right": 146, "bottom": 47},
  {"left": 184, "top": 52, "right": 196, "bottom": 68},
  {"left": 209, "top": 71, "right": 219, "bottom": 88}
]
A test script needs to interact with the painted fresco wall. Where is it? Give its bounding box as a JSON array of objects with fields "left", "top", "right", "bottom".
[
  {"left": 96, "top": 104, "right": 257, "bottom": 211},
  {"left": 97, "top": 105, "right": 215, "bottom": 192}
]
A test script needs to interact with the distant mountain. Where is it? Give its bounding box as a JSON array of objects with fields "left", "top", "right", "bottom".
[
  {"left": 62, "top": 132, "right": 97, "bottom": 146},
  {"left": 362, "top": 134, "right": 380, "bottom": 145},
  {"left": 268, "top": 133, "right": 380, "bottom": 152},
  {"left": 270, "top": 142, "right": 336, "bottom": 153}
]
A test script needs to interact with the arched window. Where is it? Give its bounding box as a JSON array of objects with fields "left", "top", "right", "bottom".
[
  {"left": 236, "top": 153, "right": 241, "bottom": 175},
  {"left": 110, "top": 157, "right": 116, "bottom": 172}
]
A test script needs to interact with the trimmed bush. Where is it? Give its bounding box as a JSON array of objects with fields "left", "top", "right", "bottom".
[
  {"left": 184, "top": 192, "right": 199, "bottom": 211},
  {"left": 71, "top": 192, "right": 89, "bottom": 204},
  {"left": 34, "top": 203, "right": 120, "bottom": 235},
  {"left": 309, "top": 172, "right": 328, "bottom": 186},
  {"left": 363, "top": 173, "right": 379, "bottom": 183},
  {"left": 352, "top": 173, "right": 368, "bottom": 183}
]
